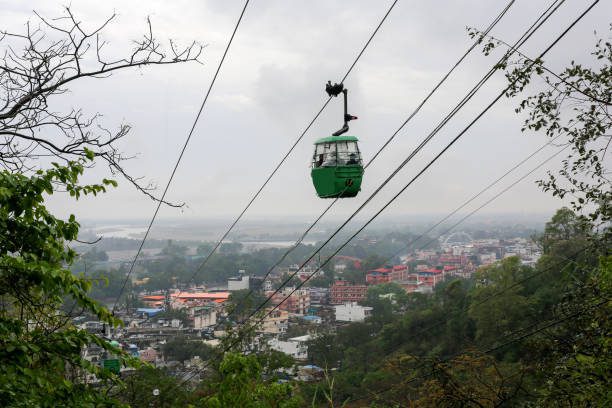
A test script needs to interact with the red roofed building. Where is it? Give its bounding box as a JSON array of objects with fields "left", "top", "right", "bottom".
[
  {"left": 391, "top": 265, "right": 409, "bottom": 281},
  {"left": 170, "top": 292, "right": 230, "bottom": 308},
  {"left": 141, "top": 295, "right": 165, "bottom": 307},
  {"left": 366, "top": 265, "right": 409, "bottom": 285},
  {"left": 330, "top": 280, "right": 367, "bottom": 304},
  {"left": 366, "top": 268, "right": 392, "bottom": 285},
  {"left": 173, "top": 292, "right": 230, "bottom": 301}
]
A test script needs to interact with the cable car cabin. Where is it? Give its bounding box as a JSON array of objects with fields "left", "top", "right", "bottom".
[{"left": 311, "top": 135, "right": 363, "bottom": 198}]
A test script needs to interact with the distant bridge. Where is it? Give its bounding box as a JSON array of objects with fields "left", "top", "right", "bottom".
[{"left": 443, "top": 231, "right": 473, "bottom": 245}]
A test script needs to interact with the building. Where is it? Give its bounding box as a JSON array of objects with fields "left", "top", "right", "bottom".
[
  {"left": 366, "top": 268, "right": 392, "bottom": 285},
  {"left": 330, "top": 280, "right": 367, "bottom": 304},
  {"left": 259, "top": 309, "right": 289, "bottom": 335},
  {"left": 397, "top": 270, "right": 444, "bottom": 293},
  {"left": 299, "top": 315, "right": 322, "bottom": 324},
  {"left": 228, "top": 274, "right": 250, "bottom": 291},
  {"left": 192, "top": 306, "right": 217, "bottom": 329},
  {"left": 334, "top": 302, "right": 373, "bottom": 322},
  {"left": 170, "top": 292, "right": 230, "bottom": 308},
  {"left": 267, "top": 287, "right": 311, "bottom": 315},
  {"left": 308, "top": 287, "right": 329, "bottom": 306},
  {"left": 262, "top": 279, "right": 273, "bottom": 291},
  {"left": 391, "top": 265, "right": 409, "bottom": 281},
  {"left": 268, "top": 335, "right": 312, "bottom": 360},
  {"left": 366, "top": 265, "right": 409, "bottom": 285},
  {"left": 139, "top": 347, "right": 158, "bottom": 363}
]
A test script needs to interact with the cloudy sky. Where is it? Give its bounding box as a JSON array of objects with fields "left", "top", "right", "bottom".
[{"left": 2, "top": 0, "right": 610, "bottom": 229}]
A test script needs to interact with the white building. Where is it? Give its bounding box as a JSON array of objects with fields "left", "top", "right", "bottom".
[
  {"left": 228, "top": 274, "right": 249, "bottom": 291},
  {"left": 262, "top": 279, "right": 273, "bottom": 291},
  {"left": 334, "top": 302, "right": 373, "bottom": 322},
  {"left": 268, "top": 334, "right": 312, "bottom": 360}
]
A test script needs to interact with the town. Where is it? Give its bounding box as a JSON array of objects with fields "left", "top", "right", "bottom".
[{"left": 74, "top": 224, "right": 542, "bottom": 383}]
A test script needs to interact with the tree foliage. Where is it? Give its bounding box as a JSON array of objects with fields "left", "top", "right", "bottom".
[
  {"left": 0, "top": 6, "right": 203, "bottom": 405},
  {"left": 472, "top": 26, "right": 611, "bottom": 229},
  {"left": 162, "top": 336, "right": 214, "bottom": 363},
  {"left": 200, "top": 353, "right": 302, "bottom": 408},
  {"left": 299, "top": 207, "right": 610, "bottom": 406},
  {"left": 0, "top": 161, "right": 128, "bottom": 406}
]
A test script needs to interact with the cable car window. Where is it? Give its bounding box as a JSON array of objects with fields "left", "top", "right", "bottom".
[
  {"left": 313, "top": 143, "right": 337, "bottom": 168},
  {"left": 337, "top": 141, "right": 361, "bottom": 165}
]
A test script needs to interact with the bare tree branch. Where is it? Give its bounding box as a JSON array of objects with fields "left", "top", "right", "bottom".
[{"left": 0, "top": 6, "right": 204, "bottom": 206}]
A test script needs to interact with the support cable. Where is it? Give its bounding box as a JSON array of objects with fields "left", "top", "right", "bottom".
[
  {"left": 171, "top": 0, "right": 402, "bottom": 305},
  {"left": 239, "top": 0, "right": 568, "bottom": 329},
  {"left": 225, "top": 0, "right": 517, "bottom": 322},
  {"left": 112, "top": 0, "right": 251, "bottom": 312},
  {"left": 174, "top": 0, "right": 598, "bottom": 387}
]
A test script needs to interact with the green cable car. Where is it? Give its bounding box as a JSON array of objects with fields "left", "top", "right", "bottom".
[
  {"left": 311, "top": 82, "right": 364, "bottom": 198},
  {"left": 102, "top": 340, "right": 121, "bottom": 374}
]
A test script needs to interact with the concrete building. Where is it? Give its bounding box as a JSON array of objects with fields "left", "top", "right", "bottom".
[
  {"left": 259, "top": 309, "right": 289, "bottom": 335},
  {"left": 193, "top": 306, "right": 217, "bottom": 329},
  {"left": 267, "top": 287, "right": 311, "bottom": 315},
  {"left": 334, "top": 302, "right": 373, "bottom": 322},
  {"left": 228, "top": 274, "right": 250, "bottom": 291},
  {"left": 366, "top": 268, "right": 392, "bottom": 285},
  {"left": 268, "top": 335, "right": 312, "bottom": 360},
  {"left": 330, "top": 280, "right": 367, "bottom": 304},
  {"left": 262, "top": 279, "right": 273, "bottom": 291},
  {"left": 308, "top": 287, "right": 329, "bottom": 305}
]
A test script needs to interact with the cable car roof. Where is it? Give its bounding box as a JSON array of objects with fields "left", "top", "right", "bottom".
[{"left": 314, "top": 135, "right": 359, "bottom": 144}]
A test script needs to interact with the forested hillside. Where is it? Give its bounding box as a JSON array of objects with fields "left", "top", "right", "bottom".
[{"left": 303, "top": 208, "right": 610, "bottom": 406}]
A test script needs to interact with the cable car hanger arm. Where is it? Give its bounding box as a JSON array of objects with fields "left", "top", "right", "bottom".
[{"left": 325, "top": 81, "right": 357, "bottom": 136}]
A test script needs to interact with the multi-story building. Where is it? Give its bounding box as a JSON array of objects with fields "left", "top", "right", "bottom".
[
  {"left": 334, "top": 302, "right": 373, "bottom": 322},
  {"left": 259, "top": 309, "right": 289, "bottom": 335},
  {"left": 308, "top": 287, "right": 329, "bottom": 306},
  {"left": 366, "top": 265, "right": 409, "bottom": 285},
  {"left": 329, "top": 280, "right": 367, "bottom": 304},
  {"left": 192, "top": 305, "right": 217, "bottom": 329},
  {"left": 366, "top": 267, "right": 392, "bottom": 285},
  {"left": 139, "top": 347, "right": 158, "bottom": 363},
  {"left": 268, "top": 335, "right": 312, "bottom": 360},
  {"left": 391, "top": 265, "right": 409, "bottom": 281},
  {"left": 267, "top": 287, "right": 311, "bottom": 315},
  {"left": 398, "top": 270, "right": 444, "bottom": 293},
  {"left": 228, "top": 274, "right": 249, "bottom": 291}
]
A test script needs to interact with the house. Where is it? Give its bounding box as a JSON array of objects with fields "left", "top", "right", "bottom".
[
  {"left": 334, "top": 302, "right": 373, "bottom": 322},
  {"left": 259, "top": 309, "right": 289, "bottom": 335},
  {"left": 268, "top": 335, "right": 312, "bottom": 360}
]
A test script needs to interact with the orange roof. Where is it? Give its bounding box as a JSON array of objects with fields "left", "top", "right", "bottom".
[
  {"left": 172, "top": 292, "right": 230, "bottom": 300},
  {"left": 142, "top": 295, "right": 165, "bottom": 300}
]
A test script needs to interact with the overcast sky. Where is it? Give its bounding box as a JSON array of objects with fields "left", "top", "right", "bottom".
[{"left": 2, "top": 0, "right": 610, "bottom": 230}]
